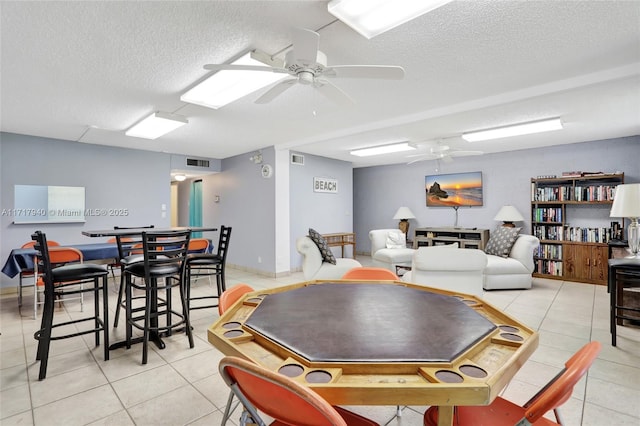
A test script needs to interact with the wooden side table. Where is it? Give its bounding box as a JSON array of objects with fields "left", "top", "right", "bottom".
[{"left": 322, "top": 232, "right": 356, "bottom": 259}]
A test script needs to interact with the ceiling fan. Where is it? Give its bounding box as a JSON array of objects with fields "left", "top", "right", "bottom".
[
  {"left": 406, "top": 143, "right": 483, "bottom": 165},
  {"left": 203, "top": 28, "right": 405, "bottom": 105}
]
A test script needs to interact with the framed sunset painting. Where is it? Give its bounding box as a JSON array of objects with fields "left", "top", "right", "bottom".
[{"left": 425, "top": 171, "right": 483, "bottom": 207}]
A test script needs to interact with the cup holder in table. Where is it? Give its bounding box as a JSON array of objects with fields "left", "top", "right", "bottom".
[
  {"left": 276, "top": 359, "right": 338, "bottom": 384},
  {"left": 278, "top": 364, "right": 305, "bottom": 378},
  {"left": 493, "top": 324, "right": 526, "bottom": 344}
]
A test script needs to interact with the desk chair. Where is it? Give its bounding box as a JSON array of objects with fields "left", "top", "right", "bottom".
[
  {"left": 219, "top": 356, "right": 378, "bottom": 426},
  {"left": 18, "top": 239, "right": 60, "bottom": 317},
  {"left": 423, "top": 341, "right": 602, "bottom": 426},
  {"left": 31, "top": 231, "right": 109, "bottom": 380},
  {"left": 218, "top": 284, "right": 255, "bottom": 425},
  {"left": 341, "top": 267, "right": 399, "bottom": 280},
  {"left": 124, "top": 230, "right": 193, "bottom": 365},
  {"left": 185, "top": 226, "right": 232, "bottom": 311}
]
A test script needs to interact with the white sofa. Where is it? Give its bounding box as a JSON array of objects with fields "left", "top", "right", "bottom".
[
  {"left": 369, "top": 229, "right": 415, "bottom": 272},
  {"left": 402, "top": 246, "right": 487, "bottom": 297},
  {"left": 483, "top": 234, "right": 540, "bottom": 290},
  {"left": 296, "top": 236, "right": 362, "bottom": 280}
]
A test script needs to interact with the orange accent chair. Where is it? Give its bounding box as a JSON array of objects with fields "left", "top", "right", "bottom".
[
  {"left": 341, "top": 267, "right": 399, "bottom": 280},
  {"left": 218, "top": 283, "right": 255, "bottom": 423},
  {"left": 218, "top": 283, "right": 254, "bottom": 316},
  {"left": 219, "top": 355, "right": 379, "bottom": 426},
  {"left": 18, "top": 239, "right": 60, "bottom": 317},
  {"left": 423, "top": 341, "right": 602, "bottom": 426}
]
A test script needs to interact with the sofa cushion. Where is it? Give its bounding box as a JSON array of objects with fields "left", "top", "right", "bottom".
[
  {"left": 373, "top": 248, "right": 415, "bottom": 264},
  {"left": 385, "top": 231, "right": 406, "bottom": 249},
  {"left": 484, "top": 254, "right": 529, "bottom": 275},
  {"left": 308, "top": 228, "right": 336, "bottom": 265},
  {"left": 485, "top": 227, "right": 521, "bottom": 257}
]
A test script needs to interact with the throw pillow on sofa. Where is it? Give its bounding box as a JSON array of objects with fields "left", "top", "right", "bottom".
[
  {"left": 308, "top": 228, "right": 337, "bottom": 264},
  {"left": 485, "top": 227, "right": 521, "bottom": 257},
  {"left": 385, "top": 231, "right": 406, "bottom": 249}
]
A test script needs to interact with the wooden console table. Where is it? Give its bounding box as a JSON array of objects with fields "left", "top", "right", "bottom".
[
  {"left": 322, "top": 232, "right": 356, "bottom": 259},
  {"left": 413, "top": 227, "right": 490, "bottom": 250}
]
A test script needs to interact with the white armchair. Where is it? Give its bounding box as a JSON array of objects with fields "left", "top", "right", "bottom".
[
  {"left": 483, "top": 234, "right": 540, "bottom": 290},
  {"left": 369, "top": 229, "right": 415, "bottom": 272},
  {"left": 402, "top": 246, "right": 487, "bottom": 297},
  {"left": 296, "top": 236, "right": 361, "bottom": 280}
]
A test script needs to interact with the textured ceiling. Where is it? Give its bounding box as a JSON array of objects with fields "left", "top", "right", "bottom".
[{"left": 1, "top": 0, "right": 639, "bottom": 169}]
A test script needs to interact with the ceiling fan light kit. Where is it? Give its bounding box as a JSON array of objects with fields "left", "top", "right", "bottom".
[
  {"left": 462, "top": 117, "right": 563, "bottom": 142},
  {"left": 181, "top": 51, "right": 287, "bottom": 109},
  {"left": 328, "top": 0, "right": 454, "bottom": 39},
  {"left": 350, "top": 141, "right": 416, "bottom": 157},
  {"left": 125, "top": 112, "right": 188, "bottom": 140}
]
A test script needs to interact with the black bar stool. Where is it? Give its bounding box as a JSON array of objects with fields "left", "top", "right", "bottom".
[
  {"left": 185, "top": 226, "right": 232, "bottom": 310},
  {"left": 609, "top": 258, "right": 640, "bottom": 346},
  {"left": 124, "top": 230, "right": 193, "bottom": 364},
  {"left": 112, "top": 225, "right": 154, "bottom": 327},
  {"left": 31, "top": 231, "right": 109, "bottom": 380}
]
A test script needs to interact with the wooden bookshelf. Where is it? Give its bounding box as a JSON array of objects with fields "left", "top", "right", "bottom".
[{"left": 531, "top": 173, "right": 624, "bottom": 285}]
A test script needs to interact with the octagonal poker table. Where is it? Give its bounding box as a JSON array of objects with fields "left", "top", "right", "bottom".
[{"left": 208, "top": 280, "right": 538, "bottom": 426}]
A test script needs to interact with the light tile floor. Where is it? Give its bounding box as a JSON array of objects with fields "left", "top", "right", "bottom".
[{"left": 1, "top": 256, "right": 639, "bottom": 426}]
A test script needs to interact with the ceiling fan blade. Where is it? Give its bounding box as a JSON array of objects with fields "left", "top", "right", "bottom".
[
  {"left": 325, "top": 65, "right": 405, "bottom": 80},
  {"left": 313, "top": 79, "right": 354, "bottom": 105},
  {"left": 292, "top": 28, "right": 320, "bottom": 62},
  {"left": 450, "top": 150, "right": 484, "bottom": 157},
  {"left": 254, "top": 78, "right": 297, "bottom": 104},
  {"left": 203, "top": 64, "right": 288, "bottom": 74}
]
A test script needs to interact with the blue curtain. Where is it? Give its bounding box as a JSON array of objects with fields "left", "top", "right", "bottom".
[{"left": 189, "top": 180, "right": 203, "bottom": 238}]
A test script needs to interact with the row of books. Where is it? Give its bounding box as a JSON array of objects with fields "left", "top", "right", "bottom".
[
  {"left": 532, "top": 225, "right": 616, "bottom": 243},
  {"left": 535, "top": 244, "right": 563, "bottom": 260},
  {"left": 535, "top": 259, "right": 563, "bottom": 276},
  {"left": 532, "top": 207, "right": 562, "bottom": 223},
  {"left": 531, "top": 184, "right": 617, "bottom": 202}
]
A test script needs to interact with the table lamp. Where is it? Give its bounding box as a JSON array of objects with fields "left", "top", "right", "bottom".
[
  {"left": 610, "top": 183, "right": 640, "bottom": 258},
  {"left": 393, "top": 207, "right": 416, "bottom": 238},
  {"left": 494, "top": 205, "right": 524, "bottom": 227}
]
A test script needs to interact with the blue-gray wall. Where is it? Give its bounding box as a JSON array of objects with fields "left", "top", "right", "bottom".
[
  {"left": 289, "top": 152, "right": 354, "bottom": 269},
  {"left": 0, "top": 132, "right": 173, "bottom": 287},
  {"left": 354, "top": 136, "right": 639, "bottom": 253}
]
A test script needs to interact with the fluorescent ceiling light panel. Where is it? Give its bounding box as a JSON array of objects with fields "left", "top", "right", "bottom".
[
  {"left": 462, "top": 118, "right": 563, "bottom": 142},
  {"left": 350, "top": 142, "right": 416, "bottom": 157},
  {"left": 328, "top": 0, "right": 453, "bottom": 39},
  {"left": 125, "top": 112, "right": 188, "bottom": 140},
  {"left": 180, "top": 52, "right": 287, "bottom": 109}
]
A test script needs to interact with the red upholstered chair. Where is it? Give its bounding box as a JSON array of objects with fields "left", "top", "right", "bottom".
[
  {"left": 219, "top": 356, "right": 379, "bottom": 426},
  {"left": 218, "top": 283, "right": 254, "bottom": 316},
  {"left": 424, "top": 341, "right": 602, "bottom": 426},
  {"left": 341, "top": 267, "right": 399, "bottom": 280},
  {"left": 18, "top": 239, "right": 60, "bottom": 319},
  {"left": 218, "top": 283, "right": 255, "bottom": 423}
]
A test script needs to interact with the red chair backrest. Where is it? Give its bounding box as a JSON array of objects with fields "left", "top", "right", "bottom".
[
  {"left": 341, "top": 267, "right": 399, "bottom": 280},
  {"left": 218, "top": 283, "right": 254, "bottom": 316},
  {"left": 188, "top": 238, "right": 210, "bottom": 253},
  {"left": 22, "top": 240, "right": 60, "bottom": 249},
  {"left": 523, "top": 341, "right": 602, "bottom": 422},
  {"left": 219, "top": 356, "right": 348, "bottom": 426}
]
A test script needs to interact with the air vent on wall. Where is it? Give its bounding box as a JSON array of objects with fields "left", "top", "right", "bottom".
[
  {"left": 291, "top": 154, "right": 305, "bottom": 165},
  {"left": 186, "top": 158, "right": 210, "bottom": 168}
]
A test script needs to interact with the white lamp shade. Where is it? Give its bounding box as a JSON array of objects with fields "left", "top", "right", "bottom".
[
  {"left": 393, "top": 206, "right": 416, "bottom": 220},
  {"left": 610, "top": 183, "right": 640, "bottom": 217},
  {"left": 494, "top": 205, "right": 524, "bottom": 222}
]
